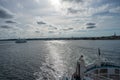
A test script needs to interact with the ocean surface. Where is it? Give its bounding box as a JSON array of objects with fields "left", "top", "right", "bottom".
[{"left": 0, "top": 40, "right": 120, "bottom": 80}]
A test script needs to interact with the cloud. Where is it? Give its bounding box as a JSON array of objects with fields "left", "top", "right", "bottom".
[
  {"left": 48, "top": 31, "right": 54, "bottom": 33},
  {"left": 0, "top": 7, "right": 13, "bottom": 19},
  {"left": 5, "top": 20, "right": 16, "bottom": 24},
  {"left": 0, "top": 25, "right": 12, "bottom": 29},
  {"left": 86, "top": 26, "right": 96, "bottom": 29},
  {"left": 37, "top": 21, "right": 46, "bottom": 25},
  {"left": 109, "top": 7, "right": 120, "bottom": 13},
  {"left": 67, "top": 8, "right": 79, "bottom": 14},
  {"left": 48, "top": 25, "right": 58, "bottom": 30},
  {"left": 35, "top": 31, "right": 40, "bottom": 33},
  {"left": 86, "top": 22, "right": 96, "bottom": 29},
  {"left": 48, "top": 25, "right": 54, "bottom": 27},
  {"left": 62, "top": 0, "right": 83, "bottom": 3},
  {"left": 86, "top": 23, "right": 96, "bottom": 26},
  {"left": 62, "top": 28, "right": 73, "bottom": 31},
  {"left": 60, "top": 0, "right": 119, "bottom": 17}
]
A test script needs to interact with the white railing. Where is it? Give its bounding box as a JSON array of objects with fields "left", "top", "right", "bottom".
[{"left": 85, "top": 73, "right": 113, "bottom": 80}]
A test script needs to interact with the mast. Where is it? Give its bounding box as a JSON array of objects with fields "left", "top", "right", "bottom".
[
  {"left": 98, "top": 48, "right": 101, "bottom": 56},
  {"left": 96, "top": 48, "right": 101, "bottom": 66}
]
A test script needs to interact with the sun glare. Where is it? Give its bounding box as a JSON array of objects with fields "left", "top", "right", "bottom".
[{"left": 50, "top": 0, "right": 61, "bottom": 10}]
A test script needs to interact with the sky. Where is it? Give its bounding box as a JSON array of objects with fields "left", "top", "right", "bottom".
[{"left": 0, "top": 0, "right": 120, "bottom": 39}]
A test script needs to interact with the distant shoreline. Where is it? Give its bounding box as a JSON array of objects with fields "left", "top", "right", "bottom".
[{"left": 0, "top": 36, "right": 120, "bottom": 41}]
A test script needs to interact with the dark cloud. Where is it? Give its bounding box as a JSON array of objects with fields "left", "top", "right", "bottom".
[
  {"left": 86, "top": 26, "right": 96, "bottom": 29},
  {"left": 5, "top": 20, "right": 16, "bottom": 24},
  {"left": 68, "top": 28, "right": 74, "bottom": 30},
  {"left": 48, "top": 25, "right": 57, "bottom": 30},
  {"left": 37, "top": 21, "right": 46, "bottom": 25},
  {"left": 86, "top": 22, "right": 96, "bottom": 29},
  {"left": 50, "top": 27, "right": 57, "bottom": 30},
  {"left": 49, "top": 25, "right": 54, "bottom": 27},
  {"left": 0, "top": 7, "right": 13, "bottom": 19},
  {"left": 67, "top": 8, "right": 79, "bottom": 14},
  {"left": 35, "top": 31, "right": 40, "bottom": 33},
  {"left": 67, "top": 8, "right": 85, "bottom": 14},
  {"left": 62, "top": 28, "right": 73, "bottom": 31},
  {"left": 48, "top": 31, "right": 54, "bottom": 33},
  {"left": 86, "top": 23, "right": 96, "bottom": 26},
  {"left": 53, "top": 27, "right": 57, "bottom": 30},
  {"left": 0, "top": 25, "right": 11, "bottom": 29}
]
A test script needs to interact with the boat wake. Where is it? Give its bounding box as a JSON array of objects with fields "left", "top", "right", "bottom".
[
  {"left": 34, "top": 41, "right": 67, "bottom": 80},
  {"left": 34, "top": 63, "right": 59, "bottom": 80}
]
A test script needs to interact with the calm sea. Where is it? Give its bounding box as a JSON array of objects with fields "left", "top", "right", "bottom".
[{"left": 0, "top": 40, "right": 120, "bottom": 80}]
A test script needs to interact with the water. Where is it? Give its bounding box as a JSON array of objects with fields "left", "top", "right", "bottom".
[{"left": 0, "top": 40, "right": 120, "bottom": 80}]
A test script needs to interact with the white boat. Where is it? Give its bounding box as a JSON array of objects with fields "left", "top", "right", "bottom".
[
  {"left": 15, "top": 39, "right": 27, "bottom": 43},
  {"left": 61, "top": 49, "right": 120, "bottom": 80}
]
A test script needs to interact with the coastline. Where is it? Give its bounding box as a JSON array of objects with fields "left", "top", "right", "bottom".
[{"left": 0, "top": 35, "right": 120, "bottom": 41}]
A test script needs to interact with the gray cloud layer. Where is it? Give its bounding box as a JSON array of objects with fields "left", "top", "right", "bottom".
[
  {"left": 37, "top": 21, "right": 46, "bottom": 25},
  {"left": 48, "top": 31, "right": 54, "bottom": 33},
  {"left": 86, "top": 23, "right": 96, "bottom": 26},
  {"left": 67, "top": 8, "right": 79, "bottom": 14},
  {"left": 0, "top": 25, "right": 11, "bottom": 29},
  {"left": 86, "top": 22, "right": 96, "bottom": 29},
  {"left": 35, "top": 31, "right": 40, "bottom": 33},
  {"left": 86, "top": 26, "right": 96, "bottom": 29},
  {"left": 62, "top": 28, "right": 73, "bottom": 31},
  {"left": 5, "top": 20, "right": 16, "bottom": 24},
  {"left": 0, "top": 7, "right": 13, "bottom": 19}
]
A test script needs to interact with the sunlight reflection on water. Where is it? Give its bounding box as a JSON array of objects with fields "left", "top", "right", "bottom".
[{"left": 46, "top": 41, "right": 66, "bottom": 79}]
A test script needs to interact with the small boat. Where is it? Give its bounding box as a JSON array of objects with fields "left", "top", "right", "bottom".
[
  {"left": 15, "top": 39, "right": 27, "bottom": 43},
  {"left": 61, "top": 48, "right": 120, "bottom": 80}
]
